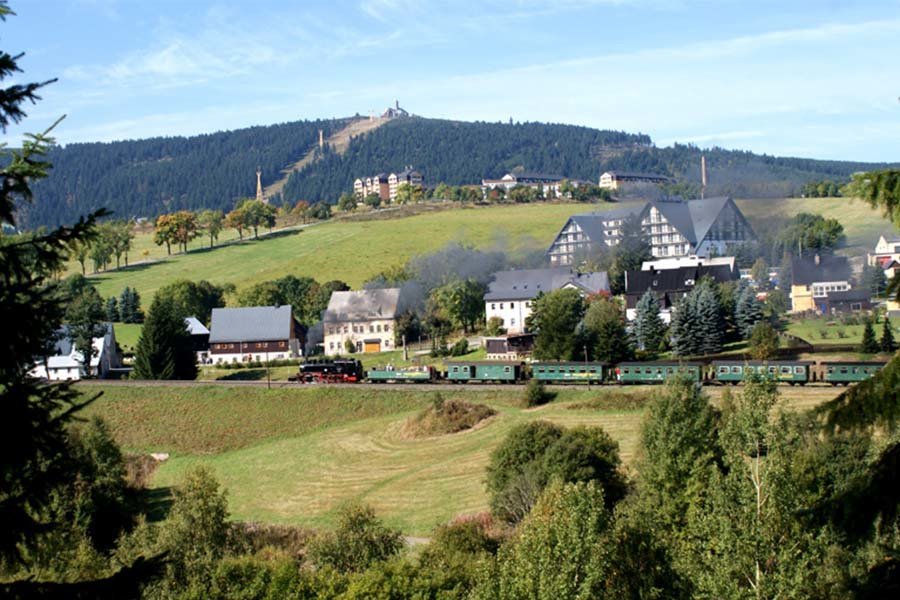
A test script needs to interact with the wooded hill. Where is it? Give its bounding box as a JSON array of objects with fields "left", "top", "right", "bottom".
[{"left": 22, "top": 115, "right": 894, "bottom": 229}]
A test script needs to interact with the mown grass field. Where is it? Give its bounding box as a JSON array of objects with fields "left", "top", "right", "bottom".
[
  {"left": 83, "top": 383, "right": 841, "bottom": 536},
  {"left": 86, "top": 198, "right": 891, "bottom": 304},
  {"left": 786, "top": 316, "right": 899, "bottom": 347}
]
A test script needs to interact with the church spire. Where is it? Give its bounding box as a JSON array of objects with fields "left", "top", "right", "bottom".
[{"left": 255, "top": 167, "right": 265, "bottom": 203}]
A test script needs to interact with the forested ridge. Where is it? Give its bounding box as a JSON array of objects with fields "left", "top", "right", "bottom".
[{"left": 21, "top": 115, "right": 895, "bottom": 229}]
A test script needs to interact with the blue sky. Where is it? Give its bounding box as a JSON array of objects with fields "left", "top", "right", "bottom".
[{"left": 2, "top": 0, "right": 899, "bottom": 161}]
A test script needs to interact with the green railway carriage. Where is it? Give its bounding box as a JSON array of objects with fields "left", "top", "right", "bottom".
[
  {"left": 531, "top": 362, "right": 607, "bottom": 384},
  {"left": 712, "top": 361, "right": 813, "bottom": 385},
  {"left": 615, "top": 362, "right": 703, "bottom": 384},
  {"left": 366, "top": 366, "right": 436, "bottom": 383},
  {"left": 446, "top": 361, "right": 523, "bottom": 383},
  {"left": 820, "top": 361, "right": 885, "bottom": 385}
]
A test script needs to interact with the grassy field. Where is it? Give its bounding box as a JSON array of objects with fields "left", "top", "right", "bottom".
[
  {"left": 83, "top": 383, "right": 841, "bottom": 536},
  {"left": 786, "top": 316, "right": 899, "bottom": 346},
  {"left": 113, "top": 322, "right": 143, "bottom": 354},
  {"left": 84, "top": 197, "right": 891, "bottom": 304}
]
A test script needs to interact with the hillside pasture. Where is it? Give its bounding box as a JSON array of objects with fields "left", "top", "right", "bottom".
[{"left": 83, "top": 383, "right": 841, "bottom": 536}]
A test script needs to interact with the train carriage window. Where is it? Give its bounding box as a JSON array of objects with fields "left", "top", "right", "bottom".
[
  {"left": 504, "top": 366, "right": 511, "bottom": 373},
  {"left": 451, "top": 366, "right": 458, "bottom": 373},
  {"left": 794, "top": 367, "right": 804, "bottom": 374},
  {"left": 549, "top": 368, "right": 556, "bottom": 373},
  {"left": 852, "top": 367, "right": 859, "bottom": 374},
  {"left": 768, "top": 366, "right": 776, "bottom": 374},
  {"left": 655, "top": 368, "right": 663, "bottom": 375},
  {"left": 622, "top": 367, "right": 630, "bottom": 374},
  {"left": 840, "top": 367, "right": 848, "bottom": 373},
  {"left": 718, "top": 366, "right": 727, "bottom": 373},
  {"left": 827, "top": 366, "right": 834, "bottom": 373},
  {"left": 780, "top": 367, "right": 791, "bottom": 374},
  {"left": 731, "top": 366, "right": 741, "bottom": 374}
]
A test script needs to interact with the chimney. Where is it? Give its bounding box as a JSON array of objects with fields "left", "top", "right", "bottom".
[
  {"left": 395, "top": 99, "right": 399, "bottom": 110},
  {"left": 701, "top": 155, "right": 707, "bottom": 199},
  {"left": 318, "top": 129, "right": 324, "bottom": 149},
  {"left": 815, "top": 254, "right": 820, "bottom": 266}
]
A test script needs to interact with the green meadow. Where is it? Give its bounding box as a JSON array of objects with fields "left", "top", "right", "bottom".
[{"left": 83, "top": 383, "right": 840, "bottom": 536}]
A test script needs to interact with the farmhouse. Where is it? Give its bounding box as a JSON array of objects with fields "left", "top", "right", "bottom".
[
  {"left": 185, "top": 316, "right": 211, "bottom": 363},
  {"left": 624, "top": 262, "right": 739, "bottom": 323},
  {"left": 868, "top": 233, "right": 900, "bottom": 270},
  {"left": 789, "top": 255, "right": 856, "bottom": 314},
  {"left": 208, "top": 305, "right": 302, "bottom": 363},
  {"left": 30, "top": 323, "right": 120, "bottom": 381},
  {"left": 547, "top": 197, "right": 756, "bottom": 265},
  {"left": 323, "top": 288, "right": 407, "bottom": 354},
  {"left": 484, "top": 267, "right": 609, "bottom": 334},
  {"left": 598, "top": 171, "right": 674, "bottom": 190}
]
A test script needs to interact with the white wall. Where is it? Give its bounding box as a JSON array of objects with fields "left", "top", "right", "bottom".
[
  {"left": 485, "top": 299, "right": 532, "bottom": 334},
  {"left": 324, "top": 318, "right": 396, "bottom": 355}
]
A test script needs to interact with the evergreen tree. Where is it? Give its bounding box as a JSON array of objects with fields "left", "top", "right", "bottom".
[
  {"left": 104, "top": 296, "right": 119, "bottom": 322},
  {"left": 694, "top": 282, "right": 725, "bottom": 355},
  {"left": 670, "top": 291, "right": 701, "bottom": 357},
  {"left": 860, "top": 319, "right": 879, "bottom": 354},
  {"left": 880, "top": 318, "right": 896, "bottom": 353},
  {"left": 133, "top": 295, "right": 197, "bottom": 380},
  {"left": 735, "top": 284, "right": 764, "bottom": 339},
  {"left": 632, "top": 289, "right": 666, "bottom": 352}
]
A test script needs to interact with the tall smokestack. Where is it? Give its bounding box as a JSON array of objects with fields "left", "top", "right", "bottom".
[
  {"left": 318, "top": 129, "right": 324, "bottom": 149},
  {"left": 700, "top": 155, "right": 707, "bottom": 199}
]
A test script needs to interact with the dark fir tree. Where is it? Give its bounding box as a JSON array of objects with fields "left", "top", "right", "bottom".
[
  {"left": 133, "top": 295, "right": 197, "bottom": 380},
  {"left": 860, "top": 319, "right": 879, "bottom": 354},
  {"left": 608, "top": 214, "right": 651, "bottom": 295},
  {"left": 104, "top": 296, "right": 119, "bottom": 322},
  {"left": 735, "top": 284, "right": 764, "bottom": 339},
  {"left": 881, "top": 318, "right": 896, "bottom": 353},
  {"left": 632, "top": 289, "right": 665, "bottom": 352},
  {"left": 694, "top": 282, "right": 725, "bottom": 355},
  {"left": 670, "top": 291, "right": 701, "bottom": 357},
  {"left": 862, "top": 263, "right": 888, "bottom": 297}
]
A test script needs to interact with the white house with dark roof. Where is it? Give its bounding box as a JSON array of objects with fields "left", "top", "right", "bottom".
[
  {"left": 323, "top": 288, "right": 407, "bottom": 355},
  {"left": 484, "top": 267, "right": 609, "bottom": 334},
  {"left": 208, "top": 305, "right": 301, "bottom": 363},
  {"left": 547, "top": 197, "right": 756, "bottom": 265},
  {"left": 30, "top": 323, "right": 120, "bottom": 381},
  {"left": 481, "top": 172, "right": 576, "bottom": 199}
]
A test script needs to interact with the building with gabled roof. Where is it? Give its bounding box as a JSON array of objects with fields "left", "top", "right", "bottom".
[
  {"left": 323, "top": 288, "right": 408, "bottom": 354},
  {"left": 484, "top": 267, "right": 609, "bottom": 334},
  {"left": 547, "top": 197, "right": 756, "bottom": 265},
  {"left": 30, "top": 323, "right": 120, "bottom": 381},
  {"left": 209, "top": 305, "right": 301, "bottom": 363},
  {"left": 624, "top": 263, "right": 738, "bottom": 322},
  {"left": 789, "top": 255, "right": 855, "bottom": 314}
]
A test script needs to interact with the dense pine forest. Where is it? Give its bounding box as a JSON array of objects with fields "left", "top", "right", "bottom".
[{"left": 21, "top": 115, "right": 895, "bottom": 229}]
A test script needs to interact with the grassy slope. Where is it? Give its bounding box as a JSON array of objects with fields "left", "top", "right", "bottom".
[
  {"left": 85, "top": 384, "right": 840, "bottom": 535},
  {"left": 87, "top": 198, "right": 889, "bottom": 303}
]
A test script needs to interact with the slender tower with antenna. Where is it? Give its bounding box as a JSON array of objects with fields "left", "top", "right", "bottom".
[
  {"left": 700, "top": 155, "right": 707, "bottom": 199},
  {"left": 255, "top": 167, "right": 265, "bottom": 204}
]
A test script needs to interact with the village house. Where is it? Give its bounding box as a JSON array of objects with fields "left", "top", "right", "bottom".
[
  {"left": 624, "top": 262, "right": 739, "bottom": 322},
  {"left": 185, "top": 316, "right": 211, "bottom": 364},
  {"left": 481, "top": 172, "right": 576, "bottom": 199},
  {"left": 208, "top": 305, "right": 302, "bottom": 363},
  {"left": 789, "top": 255, "right": 861, "bottom": 314},
  {"left": 30, "top": 323, "right": 120, "bottom": 381},
  {"left": 547, "top": 197, "right": 756, "bottom": 265},
  {"left": 323, "top": 288, "right": 407, "bottom": 354},
  {"left": 868, "top": 233, "right": 900, "bottom": 268},
  {"left": 484, "top": 267, "right": 609, "bottom": 334},
  {"left": 598, "top": 171, "right": 674, "bottom": 190},
  {"left": 388, "top": 168, "right": 424, "bottom": 199}
]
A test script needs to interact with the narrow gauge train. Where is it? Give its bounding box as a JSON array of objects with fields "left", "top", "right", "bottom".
[{"left": 293, "top": 358, "right": 886, "bottom": 386}]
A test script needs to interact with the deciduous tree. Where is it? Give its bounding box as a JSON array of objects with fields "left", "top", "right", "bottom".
[{"left": 527, "top": 288, "right": 585, "bottom": 360}]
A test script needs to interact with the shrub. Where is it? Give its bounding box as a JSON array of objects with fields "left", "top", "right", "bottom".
[
  {"left": 523, "top": 379, "right": 554, "bottom": 407},
  {"left": 307, "top": 502, "right": 404, "bottom": 572},
  {"left": 449, "top": 338, "right": 469, "bottom": 356},
  {"left": 344, "top": 339, "right": 356, "bottom": 354},
  {"left": 484, "top": 316, "right": 506, "bottom": 337},
  {"left": 403, "top": 399, "right": 496, "bottom": 438}
]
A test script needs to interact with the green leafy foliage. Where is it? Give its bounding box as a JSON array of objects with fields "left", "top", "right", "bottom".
[
  {"left": 307, "top": 501, "right": 404, "bottom": 573},
  {"left": 153, "top": 278, "right": 229, "bottom": 324},
  {"left": 528, "top": 288, "right": 586, "bottom": 360},
  {"left": 583, "top": 296, "right": 634, "bottom": 363}
]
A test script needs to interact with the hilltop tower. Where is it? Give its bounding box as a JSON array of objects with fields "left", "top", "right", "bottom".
[
  {"left": 256, "top": 167, "right": 265, "bottom": 203},
  {"left": 700, "top": 155, "right": 707, "bottom": 200}
]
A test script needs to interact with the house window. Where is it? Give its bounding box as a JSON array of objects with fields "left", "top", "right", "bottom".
[
  {"left": 499, "top": 303, "right": 504, "bottom": 309},
  {"left": 369, "top": 325, "right": 374, "bottom": 333},
  {"left": 384, "top": 323, "right": 391, "bottom": 332},
  {"left": 376, "top": 324, "right": 382, "bottom": 332},
  {"left": 510, "top": 318, "right": 516, "bottom": 326},
  {"left": 491, "top": 303, "right": 496, "bottom": 310}
]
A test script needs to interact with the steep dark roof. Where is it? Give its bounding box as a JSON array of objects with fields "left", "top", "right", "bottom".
[
  {"left": 625, "top": 264, "right": 738, "bottom": 296},
  {"left": 485, "top": 267, "right": 609, "bottom": 301},
  {"left": 604, "top": 171, "right": 672, "bottom": 181},
  {"left": 825, "top": 289, "right": 871, "bottom": 302},
  {"left": 564, "top": 206, "right": 644, "bottom": 244},
  {"left": 791, "top": 256, "right": 851, "bottom": 285},
  {"left": 209, "top": 306, "right": 294, "bottom": 343}
]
